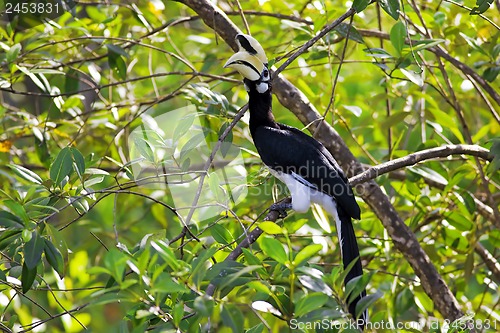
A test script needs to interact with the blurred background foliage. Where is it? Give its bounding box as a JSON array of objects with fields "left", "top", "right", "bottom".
[{"left": 0, "top": 0, "right": 499, "bottom": 332}]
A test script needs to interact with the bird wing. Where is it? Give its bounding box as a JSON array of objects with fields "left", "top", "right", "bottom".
[{"left": 253, "top": 124, "right": 360, "bottom": 219}]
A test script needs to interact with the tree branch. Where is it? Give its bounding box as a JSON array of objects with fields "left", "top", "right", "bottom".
[
  {"left": 349, "top": 144, "right": 492, "bottom": 186},
  {"left": 207, "top": 144, "right": 496, "bottom": 292},
  {"left": 475, "top": 243, "right": 500, "bottom": 283},
  {"left": 389, "top": 170, "right": 498, "bottom": 228},
  {"left": 356, "top": 28, "right": 500, "bottom": 108},
  {"left": 205, "top": 198, "right": 289, "bottom": 296},
  {"left": 178, "top": 0, "right": 468, "bottom": 324}
]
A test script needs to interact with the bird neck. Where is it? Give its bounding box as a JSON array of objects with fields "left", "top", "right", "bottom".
[{"left": 247, "top": 88, "right": 278, "bottom": 136}]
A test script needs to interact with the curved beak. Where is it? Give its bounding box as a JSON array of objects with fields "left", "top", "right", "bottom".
[{"left": 224, "top": 51, "right": 265, "bottom": 81}]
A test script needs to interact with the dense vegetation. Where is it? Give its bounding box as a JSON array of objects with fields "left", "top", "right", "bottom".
[{"left": 0, "top": 0, "right": 498, "bottom": 332}]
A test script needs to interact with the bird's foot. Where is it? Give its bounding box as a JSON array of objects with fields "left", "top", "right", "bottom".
[{"left": 269, "top": 202, "right": 293, "bottom": 219}]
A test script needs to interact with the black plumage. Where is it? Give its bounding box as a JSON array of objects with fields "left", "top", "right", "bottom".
[{"left": 246, "top": 76, "right": 366, "bottom": 324}]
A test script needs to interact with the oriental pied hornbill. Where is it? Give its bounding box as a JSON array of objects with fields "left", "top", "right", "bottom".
[{"left": 224, "top": 34, "right": 367, "bottom": 326}]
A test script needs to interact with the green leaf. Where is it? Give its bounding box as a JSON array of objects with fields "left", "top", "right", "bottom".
[
  {"left": 352, "top": 0, "right": 370, "bottom": 12},
  {"left": 24, "top": 232, "right": 44, "bottom": 270},
  {"left": 173, "top": 113, "right": 196, "bottom": 142},
  {"left": 334, "top": 23, "right": 365, "bottom": 44},
  {"left": 453, "top": 191, "right": 476, "bottom": 216},
  {"left": 45, "top": 223, "right": 68, "bottom": 265},
  {"left": 246, "top": 281, "right": 272, "bottom": 295},
  {"left": 3, "top": 200, "right": 30, "bottom": 224},
  {"left": 6, "top": 43, "right": 21, "bottom": 63},
  {"left": 0, "top": 230, "right": 22, "bottom": 251},
  {"left": 434, "top": 12, "right": 446, "bottom": 26},
  {"left": 411, "top": 39, "right": 445, "bottom": 53},
  {"left": 22, "top": 261, "right": 37, "bottom": 293},
  {"left": 241, "top": 248, "right": 267, "bottom": 277},
  {"left": 345, "top": 271, "right": 373, "bottom": 304},
  {"left": 446, "top": 212, "right": 473, "bottom": 231},
  {"left": 219, "top": 265, "right": 262, "bottom": 291},
  {"left": 260, "top": 237, "right": 288, "bottom": 264},
  {"left": 336, "top": 257, "right": 361, "bottom": 290},
  {"left": 363, "top": 47, "right": 394, "bottom": 59},
  {"left": 246, "top": 323, "right": 264, "bottom": 333},
  {"left": 294, "top": 292, "right": 329, "bottom": 317},
  {"left": 464, "top": 251, "right": 474, "bottom": 280},
  {"left": 380, "top": 0, "right": 400, "bottom": 20},
  {"left": 219, "top": 122, "right": 233, "bottom": 157},
  {"left": 172, "top": 302, "right": 184, "bottom": 327},
  {"left": 103, "top": 249, "right": 127, "bottom": 282},
  {"left": 460, "top": 33, "right": 489, "bottom": 57},
  {"left": 470, "top": 0, "right": 493, "bottom": 14},
  {"left": 191, "top": 247, "right": 218, "bottom": 287},
  {"left": 193, "top": 295, "right": 215, "bottom": 317},
  {"left": 492, "top": 44, "right": 500, "bottom": 59},
  {"left": 44, "top": 238, "right": 65, "bottom": 278},
  {"left": 294, "top": 244, "right": 323, "bottom": 267},
  {"left": 343, "top": 105, "right": 362, "bottom": 117},
  {"left": 488, "top": 230, "right": 500, "bottom": 247},
  {"left": 298, "top": 275, "right": 333, "bottom": 295},
  {"left": 390, "top": 21, "right": 406, "bottom": 55},
  {"left": 483, "top": 67, "right": 500, "bottom": 82},
  {"left": 70, "top": 147, "right": 86, "bottom": 178},
  {"left": 408, "top": 166, "right": 448, "bottom": 185},
  {"left": 108, "top": 49, "right": 127, "bottom": 80},
  {"left": 7, "top": 164, "right": 43, "bottom": 184},
  {"left": 65, "top": 69, "right": 80, "bottom": 93},
  {"left": 70, "top": 197, "right": 89, "bottom": 214},
  {"left": 208, "top": 172, "right": 225, "bottom": 202},
  {"left": 489, "top": 138, "right": 500, "bottom": 174},
  {"left": 151, "top": 274, "right": 188, "bottom": 293},
  {"left": 151, "top": 241, "right": 181, "bottom": 271},
  {"left": 17, "top": 66, "right": 49, "bottom": 92},
  {"left": 134, "top": 136, "right": 156, "bottom": 163},
  {"left": 179, "top": 133, "right": 205, "bottom": 161},
  {"left": 355, "top": 290, "right": 382, "bottom": 318},
  {"left": 210, "top": 223, "right": 233, "bottom": 245},
  {"left": 50, "top": 147, "right": 73, "bottom": 187},
  {"left": 221, "top": 304, "right": 244, "bottom": 332},
  {"left": 258, "top": 221, "right": 283, "bottom": 235},
  {"left": 396, "top": 287, "right": 415, "bottom": 314},
  {"left": 0, "top": 211, "right": 23, "bottom": 229},
  {"left": 105, "top": 44, "right": 129, "bottom": 58}
]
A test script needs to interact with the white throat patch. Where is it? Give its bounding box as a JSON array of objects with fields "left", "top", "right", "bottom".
[{"left": 256, "top": 82, "right": 269, "bottom": 93}]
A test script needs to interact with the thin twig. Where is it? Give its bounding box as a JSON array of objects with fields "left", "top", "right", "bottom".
[
  {"left": 182, "top": 104, "right": 249, "bottom": 228},
  {"left": 273, "top": 7, "right": 357, "bottom": 77}
]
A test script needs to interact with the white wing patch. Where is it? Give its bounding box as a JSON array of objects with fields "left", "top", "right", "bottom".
[{"left": 269, "top": 170, "right": 343, "bottom": 252}]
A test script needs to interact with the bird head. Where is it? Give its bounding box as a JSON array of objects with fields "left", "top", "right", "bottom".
[{"left": 224, "top": 34, "right": 270, "bottom": 94}]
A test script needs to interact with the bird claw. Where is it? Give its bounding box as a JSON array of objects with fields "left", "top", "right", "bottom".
[{"left": 269, "top": 202, "right": 292, "bottom": 218}]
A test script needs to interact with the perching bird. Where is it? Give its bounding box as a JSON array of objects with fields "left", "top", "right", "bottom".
[{"left": 224, "top": 34, "right": 367, "bottom": 327}]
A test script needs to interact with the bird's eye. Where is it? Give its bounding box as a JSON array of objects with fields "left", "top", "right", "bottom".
[{"left": 263, "top": 69, "right": 269, "bottom": 77}]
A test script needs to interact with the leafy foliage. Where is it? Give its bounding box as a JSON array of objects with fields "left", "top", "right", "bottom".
[{"left": 0, "top": 0, "right": 498, "bottom": 332}]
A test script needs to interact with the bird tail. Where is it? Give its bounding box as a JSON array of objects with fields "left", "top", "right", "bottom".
[{"left": 337, "top": 206, "right": 367, "bottom": 329}]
